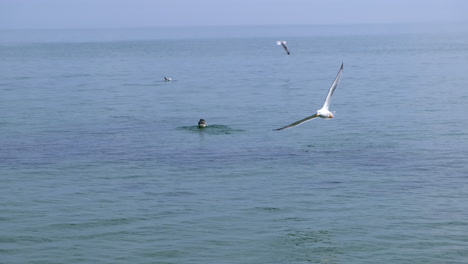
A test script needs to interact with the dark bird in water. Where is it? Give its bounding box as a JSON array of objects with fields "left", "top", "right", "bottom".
[
  {"left": 274, "top": 63, "right": 344, "bottom": 131},
  {"left": 276, "top": 41, "right": 290, "bottom": 55},
  {"left": 198, "top": 119, "right": 207, "bottom": 128}
]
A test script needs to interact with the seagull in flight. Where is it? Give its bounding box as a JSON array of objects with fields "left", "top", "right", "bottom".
[
  {"left": 274, "top": 63, "right": 344, "bottom": 131},
  {"left": 276, "top": 41, "right": 290, "bottom": 55}
]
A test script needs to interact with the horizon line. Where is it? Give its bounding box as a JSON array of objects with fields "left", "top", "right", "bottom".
[{"left": 1, "top": 20, "right": 467, "bottom": 31}]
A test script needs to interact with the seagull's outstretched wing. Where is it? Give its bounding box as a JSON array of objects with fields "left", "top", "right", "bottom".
[
  {"left": 273, "top": 114, "right": 318, "bottom": 131},
  {"left": 281, "top": 43, "right": 290, "bottom": 55},
  {"left": 322, "top": 63, "right": 343, "bottom": 110},
  {"left": 276, "top": 41, "right": 290, "bottom": 55}
]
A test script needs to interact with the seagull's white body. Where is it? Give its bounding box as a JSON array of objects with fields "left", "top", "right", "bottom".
[
  {"left": 274, "top": 63, "right": 344, "bottom": 131},
  {"left": 276, "top": 41, "right": 290, "bottom": 55},
  {"left": 164, "top": 77, "right": 172, "bottom": 81}
]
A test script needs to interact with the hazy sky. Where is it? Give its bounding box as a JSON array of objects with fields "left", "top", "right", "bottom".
[{"left": 1, "top": 0, "right": 467, "bottom": 29}]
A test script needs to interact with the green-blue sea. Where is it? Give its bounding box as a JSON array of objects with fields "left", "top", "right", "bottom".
[{"left": 1, "top": 24, "right": 468, "bottom": 263}]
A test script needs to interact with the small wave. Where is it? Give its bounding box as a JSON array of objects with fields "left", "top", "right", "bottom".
[
  {"left": 57, "top": 74, "right": 92, "bottom": 78},
  {"left": 254, "top": 207, "right": 282, "bottom": 211},
  {"left": 177, "top": 124, "right": 245, "bottom": 135},
  {"left": 11, "top": 76, "right": 34, "bottom": 80},
  {"left": 0, "top": 85, "right": 15, "bottom": 90}
]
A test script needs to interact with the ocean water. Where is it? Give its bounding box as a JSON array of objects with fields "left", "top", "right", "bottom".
[{"left": 1, "top": 24, "right": 468, "bottom": 263}]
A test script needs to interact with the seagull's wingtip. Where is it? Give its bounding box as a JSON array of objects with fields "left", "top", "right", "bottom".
[{"left": 273, "top": 126, "right": 288, "bottom": 131}]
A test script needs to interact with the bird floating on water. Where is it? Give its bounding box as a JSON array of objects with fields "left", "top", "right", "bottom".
[
  {"left": 274, "top": 63, "right": 344, "bottom": 131},
  {"left": 164, "top": 77, "right": 172, "bottom": 82},
  {"left": 276, "top": 41, "right": 290, "bottom": 55},
  {"left": 198, "top": 119, "right": 207, "bottom": 128}
]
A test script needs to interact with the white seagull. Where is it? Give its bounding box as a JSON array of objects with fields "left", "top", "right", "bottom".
[
  {"left": 276, "top": 41, "right": 290, "bottom": 55},
  {"left": 274, "top": 63, "right": 344, "bottom": 131}
]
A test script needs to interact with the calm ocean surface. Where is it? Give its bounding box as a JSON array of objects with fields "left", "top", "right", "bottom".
[{"left": 1, "top": 24, "right": 468, "bottom": 263}]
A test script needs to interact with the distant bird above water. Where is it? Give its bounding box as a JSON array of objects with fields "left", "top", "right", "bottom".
[
  {"left": 276, "top": 41, "right": 290, "bottom": 55},
  {"left": 274, "top": 63, "right": 344, "bottom": 130},
  {"left": 164, "top": 77, "right": 172, "bottom": 81},
  {"left": 198, "top": 119, "right": 207, "bottom": 128}
]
